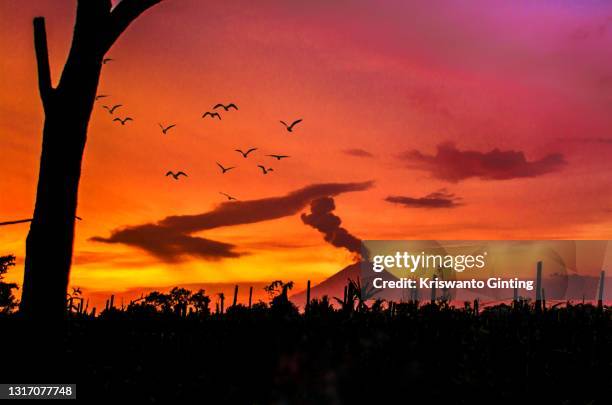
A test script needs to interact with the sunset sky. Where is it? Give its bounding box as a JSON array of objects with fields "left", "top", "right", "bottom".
[{"left": 1, "top": 0, "right": 612, "bottom": 306}]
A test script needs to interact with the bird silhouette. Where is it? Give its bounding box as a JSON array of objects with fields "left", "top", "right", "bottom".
[
  {"left": 267, "top": 154, "right": 290, "bottom": 160},
  {"left": 235, "top": 148, "right": 257, "bottom": 158},
  {"left": 95, "top": 94, "right": 109, "bottom": 100},
  {"left": 159, "top": 123, "right": 176, "bottom": 134},
  {"left": 257, "top": 165, "right": 274, "bottom": 174},
  {"left": 103, "top": 104, "right": 122, "bottom": 114},
  {"left": 202, "top": 112, "right": 222, "bottom": 120},
  {"left": 216, "top": 162, "right": 235, "bottom": 174},
  {"left": 214, "top": 103, "right": 238, "bottom": 111},
  {"left": 280, "top": 119, "right": 302, "bottom": 132},
  {"left": 219, "top": 192, "right": 237, "bottom": 201},
  {"left": 113, "top": 117, "right": 133, "bottom": 125},
  {"left": 102, "top": 58, "right": 113, "bottom": 64},
  {"left": 166, "top": 171, "right": 188, "bottom": 180},
  {"left": 72, "top": 287, "right": 82, "bottom": 295}
]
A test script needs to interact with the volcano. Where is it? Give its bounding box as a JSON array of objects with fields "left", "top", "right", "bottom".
[{"left": 291, "top": 262, "right": 403, "bottom": 309}]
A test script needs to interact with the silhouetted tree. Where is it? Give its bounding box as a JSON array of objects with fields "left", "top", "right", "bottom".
[
  {"left": 21, "top": 0, "right": 162, "bottom": 318},
  {"left": 144, "top": 291, "right": 172, "bottom": 313},
  {"left": 189, "top": 289, "right": 211, "bottom": 315},
  {"left": 169, "top": 287, "right": 190, "bottom": 316},
  {"left": 0, "top": 255, "right": 19, "bottom": 314},
  {"left": 265, "top": 280, "right": 294, "bottom": 300},
  {"left": 268, "top": 280, "right": 298, "bottom": 318}
]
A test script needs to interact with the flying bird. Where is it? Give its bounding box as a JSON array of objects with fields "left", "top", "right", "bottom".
[
  {"left": 213, "top": 103, "right": 238, "bottom": 111},
  {"left": 159, "top": 123, "right": 176, "bottom": 134},
  {"left": 103, "top": 104, "right": 122, "bottom": 114},
  {"left": 280, "top": 119, "right": 302, "bottom": 132},
  {"left": 202, "top": 112, "right": 221, "bottom": 120},
  {"left": 95, "top": 94, "right": 109, "bottom": 101},
  {"left": 113, "top": 117, "right": 133, "bottom": 125},
  {"left": 102, "top": 58, "right": 113, "bottom": 64},
  {"left": 216, "top": 162, "right": 235, "bottom": 174},
  {"left": 72, "top": 287, "right": 82, "bottom": 295},
  {"left": 267, "top": 154, "right": 290, "bottom": 160},
  {"left": 235, "top": 148, "right": 257, "bottom": 158},
  {"left": 166, "top": 171, "right": 188, "bottom": 180},
  {"left": 219, "top": 192, "right": 237, "bottom": 201},
  {"left": 257, "top": 165, "right": 274, "bottom": 175}
]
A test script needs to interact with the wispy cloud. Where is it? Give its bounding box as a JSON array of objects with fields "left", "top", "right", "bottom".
[
  {"left": 343, "top": 148, "right": 375, "bottom": 158},
  {"left": 385, "top": 189, "right": 463, "bottom": 208}
]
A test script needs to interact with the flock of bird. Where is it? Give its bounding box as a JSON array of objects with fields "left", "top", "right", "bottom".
[{"left": 97, "top": 59, "right": 303, "bottom": 201}]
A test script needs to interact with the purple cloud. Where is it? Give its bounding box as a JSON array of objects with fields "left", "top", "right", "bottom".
[{"left": 401, "top": 142, "right": 566, "bottom": 182}]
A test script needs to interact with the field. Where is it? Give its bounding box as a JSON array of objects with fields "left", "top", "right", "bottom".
[{"left": 1, "top": 298, "right": 610, "bottom": 403}]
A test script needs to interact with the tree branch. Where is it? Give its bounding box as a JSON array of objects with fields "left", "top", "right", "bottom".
[
  {"left": 71, "top": 0, "right": 112, "bottom": 57},
  {"left": 105, "top": 0, "right": 162, "bottom": 52},
  {"left": 33, "top": 17, "right": 53, "bottom": 110}
]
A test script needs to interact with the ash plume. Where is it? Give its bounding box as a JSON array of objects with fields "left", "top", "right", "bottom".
[{"left": 301, "top": 197, "right": 363, "bottom": 260}]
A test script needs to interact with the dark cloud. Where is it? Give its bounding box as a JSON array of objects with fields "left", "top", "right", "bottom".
[
  {"left": 385, "top": 189, "right": 463, "bottom": 208},
  {"left": 92, "top": 181, "right": 373, "bottom": 262},
  {"left": 343, "top": 148, "right": 375, "bottom": 158},
  {"left": 91, "top": 225, "right": 239, "bottom": 263},
  {"left": 400, "top": 142, "right": 566, "bottom": 182},
  {"left": 301, "top": 197, "right": 362, "bottom": 259}
]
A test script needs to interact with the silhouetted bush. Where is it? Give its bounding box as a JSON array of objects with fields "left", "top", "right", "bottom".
[{"left": 0, "top": 254, "right": 18, "bottom": 314}]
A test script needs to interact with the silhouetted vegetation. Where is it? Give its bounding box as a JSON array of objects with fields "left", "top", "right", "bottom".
[
  {"left": 2, "top": 274, "right": 610, "bottom": 403},
  {"left": 0, "top": 254, "right": 18, "bottom": 314}
]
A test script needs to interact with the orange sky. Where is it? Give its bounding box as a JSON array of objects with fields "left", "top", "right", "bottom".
[{"left": 1, "top": 1, "right": 612, "bottom": 307}]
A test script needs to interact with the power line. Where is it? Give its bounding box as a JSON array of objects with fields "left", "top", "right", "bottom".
[
  {"left": 0, "top": 217, "right": 82, "bottom": 227},
  {"left": 0, "top": 219, "right": 32, "bottom": 226}
]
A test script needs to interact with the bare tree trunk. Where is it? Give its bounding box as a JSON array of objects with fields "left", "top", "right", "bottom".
[{"left": 20, "top": 0, "right": 161, "bottom": 319}]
